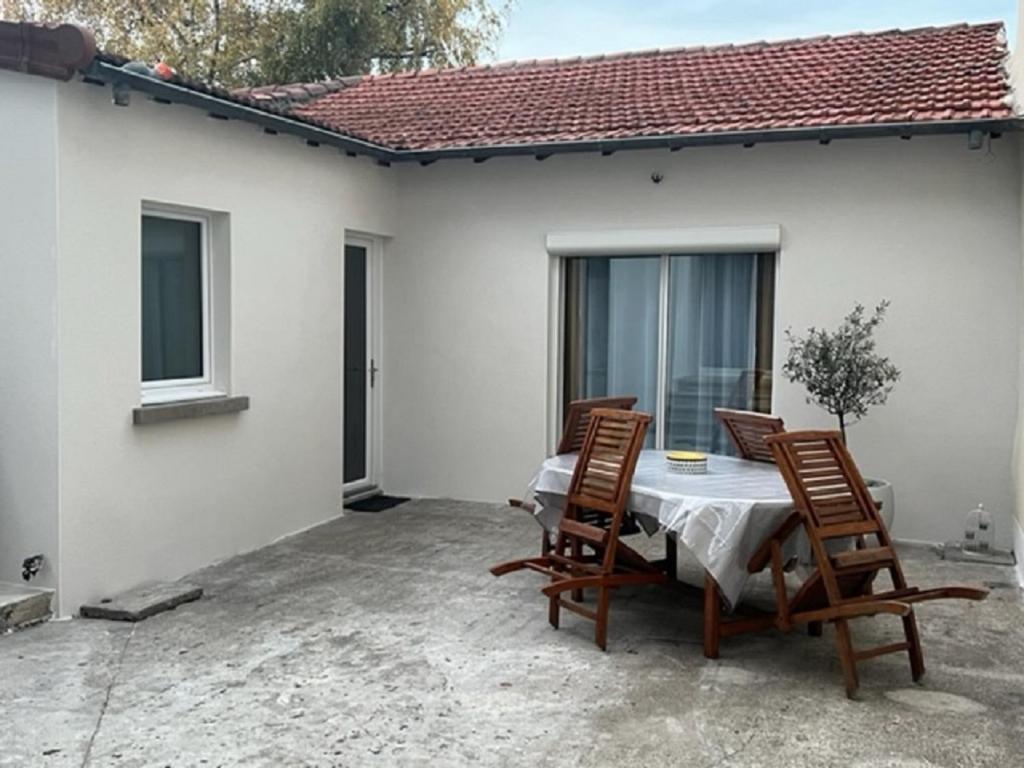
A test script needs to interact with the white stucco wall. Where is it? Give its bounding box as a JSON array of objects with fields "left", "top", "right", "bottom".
[
  {"left": 1007, "top": 0, "right": 1024, "bottom": 583},
  {"left": 386, "top": 135, "right": 1022, "bottom": 548},
  {"left": 1016, "top": 131, "right": 1024, "bottom": 582},
  {"left": 6, "top": 63, "right": 1022, "bottom": 611},
  {"left": 53, "top": 81, "right": 397, "bottom": 614},
  {"left": 0, "top": 71, "right": 61, "bottom": 593}
]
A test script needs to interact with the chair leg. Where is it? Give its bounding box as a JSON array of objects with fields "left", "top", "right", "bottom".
[
  {"left": 665, "top": 534, "right": 678, "bottom": 581},
  {"left": 540, "top": 528, "right": 551, "bottom": 556},
  {"left": 595, "top": 587, "right": 611, "bottom": 651},
  {"left": 571, "top": 539, "right": 584, "bottom": 602},
  {"left": 834, "top": 619, "right": 860, "bottom": 699},
  {"left": 703, "top": 572, "right": 721, "bottom": 659},
  {"left": 902, "top": 612, "right": 926, "bottom": 682},
  {"left": 548, "top": 594, "right": 560, "bottom": 630}
]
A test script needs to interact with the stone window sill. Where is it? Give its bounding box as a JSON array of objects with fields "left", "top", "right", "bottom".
[{"left": 132, "top": 395, "right": 250, "bottom": 426}]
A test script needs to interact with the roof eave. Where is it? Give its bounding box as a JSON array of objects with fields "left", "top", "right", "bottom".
[
  {"left": 391, "top": 118, "right": 1022, "bottom": 163},
  {"left": 77, "top": 59, "right": 1021, "bottom": 164},
  {"left": 80, "top": 58, "right": 396, "bottom": 162}
]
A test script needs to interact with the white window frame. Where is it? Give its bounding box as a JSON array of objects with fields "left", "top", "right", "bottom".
[{"left": 140, "top": 205, "right": 223, "bottom": 404}]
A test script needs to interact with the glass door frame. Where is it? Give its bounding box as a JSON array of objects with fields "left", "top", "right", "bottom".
[
  {"left": 554, "top": 250, "right": 777, "bottom": 452},
  {"left": 342, "top": 233, "right": 383, "bottom": 500}
]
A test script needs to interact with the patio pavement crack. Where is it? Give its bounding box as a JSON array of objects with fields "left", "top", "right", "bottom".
[{"left": 80, "top": 625, "right": 136, "bottom": 768}]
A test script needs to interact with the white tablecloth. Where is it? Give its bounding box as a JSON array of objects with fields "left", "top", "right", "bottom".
[{"left": 526, "top": 450, "right": 796, "bottom": 608}]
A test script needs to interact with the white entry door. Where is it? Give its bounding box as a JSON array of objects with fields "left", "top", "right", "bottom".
[{"left": 343, "top": 235, "right": 381, "bottom": 496}]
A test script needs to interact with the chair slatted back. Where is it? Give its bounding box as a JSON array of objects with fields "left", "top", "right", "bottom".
[
  {"left": 714, "top": 408, "right": 785, "bottom": 463},
  {"left": 566, "top": 409, "right": 650, "bottom": 517},
  {"left": 765, "top": 431, "right": 889, "bottom": 544},
  {"left": 557, "top": 396, "right": 639, "bottom": 455}
]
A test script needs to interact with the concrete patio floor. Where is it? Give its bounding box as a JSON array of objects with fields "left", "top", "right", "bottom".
[{"left": 2, "top": 499, "right": 1022, "bottom": 767}]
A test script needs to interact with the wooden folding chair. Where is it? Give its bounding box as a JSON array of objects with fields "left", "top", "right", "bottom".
[
  {"left": 491, "top": 409, "right": 666, "bottom": 650},
  {"left": 730, "top": 431, "right": 988, "bottom": 698},
  {"left": 713, "top": 408, "right": 785, "bottom": 462},
  {"left": 556, "top": 396, "right": 639, "bottom": 454},
  {"left": 509, "top": 395, "right": 639, "bottom": 554}
]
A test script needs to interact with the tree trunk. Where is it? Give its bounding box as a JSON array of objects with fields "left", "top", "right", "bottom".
[{"left": 838, "top": 412, "right": 847, "bottom": 445}]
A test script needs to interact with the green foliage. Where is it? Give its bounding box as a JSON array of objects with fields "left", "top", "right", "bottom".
[
  {"left": 782, "top": 302, "right": 901, "bottom": 443},
  {"left": 3, "top": 0, "right": 282, "bottom": 85},
  {"left": 258, "top": 0, "right": 509, "bottom": 85},
  {"left": 2, "top": 0, "right": 510, "bottom": 87}
]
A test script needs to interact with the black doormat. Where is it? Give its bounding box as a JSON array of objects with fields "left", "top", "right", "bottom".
[{"left": 345, "top": 494, "right": 409, "bottom": 512}]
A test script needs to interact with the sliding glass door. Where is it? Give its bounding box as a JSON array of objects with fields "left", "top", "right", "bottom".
[{"left": 564, "top": 252, "right": 775, "bottom": 453}]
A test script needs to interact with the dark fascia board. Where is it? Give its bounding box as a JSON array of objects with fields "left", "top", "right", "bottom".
[
  {"left": 79, "top": 58, "right": 1021, "bottom": 165},
  {"left": 81, "top": 59, "right": 394, "bottom": 161},
  {"left": 392, "top": 118, "right": 1022, "bottom": 163}
]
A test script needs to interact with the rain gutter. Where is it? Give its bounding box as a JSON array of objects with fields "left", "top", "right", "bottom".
[
  {"left": 79, "top": 58, "right": 1021, "bottom": 165},
  {"left": 393, "top": 118, "right": 1022, "bottom": 164},
  {"left": 80, "top": 58, "right": 395, "bottom": 162}
]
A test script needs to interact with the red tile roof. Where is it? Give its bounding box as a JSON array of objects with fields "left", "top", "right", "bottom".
[{"left": 280, "top": 22, "right": 1012, "bottom": 152}]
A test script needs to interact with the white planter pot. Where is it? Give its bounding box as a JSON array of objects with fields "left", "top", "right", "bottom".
[{"left": 866, "top": 478, "right": 895, "bottom": 531}]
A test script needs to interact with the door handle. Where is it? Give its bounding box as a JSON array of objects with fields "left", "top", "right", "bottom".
[{"left": 370, "top": 359, "right": 379, "bottom": 388}]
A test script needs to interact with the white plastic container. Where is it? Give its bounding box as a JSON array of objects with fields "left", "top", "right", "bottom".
[
  {"left": 666, "top": 451, "right": 708, "bottom": 475},
  {"left": 963, "top": 503, "right": 994, "bottom": 552}
]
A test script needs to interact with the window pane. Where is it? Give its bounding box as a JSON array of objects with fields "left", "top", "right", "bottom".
[
  {"left": 665, "top": 253, "right": 774, "bottom": 453},
  {"left": 564, "top": 256, "right": 660, "bottom": 446},
  {"left": 142, "top": 215, "right": 204, "bottom": 382}
]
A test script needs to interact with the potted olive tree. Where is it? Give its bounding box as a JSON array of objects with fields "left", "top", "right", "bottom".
[{"left": 782, "top": 301, "right": 901, "bottom": 528}]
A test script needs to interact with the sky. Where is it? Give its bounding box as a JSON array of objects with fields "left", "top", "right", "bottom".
[{"left": 495, "top": 1, "right": 1019, "bottom": 62}]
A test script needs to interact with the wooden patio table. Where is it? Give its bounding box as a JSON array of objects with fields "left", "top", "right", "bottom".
[{"left": 525, "top": 449, "right": 797, "bottom": 657}]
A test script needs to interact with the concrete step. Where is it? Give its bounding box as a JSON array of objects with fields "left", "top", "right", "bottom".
[{"left": 0, "top": 582, "right": 54, "bottom": 633}]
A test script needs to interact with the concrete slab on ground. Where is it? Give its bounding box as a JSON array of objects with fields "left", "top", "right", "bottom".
[
  {"left": 79, "top": 581, "right": 202, "bottom": 622},
  {"left": 1, "top": 499, "right": 1021, "bottom": 767},
  {"left": 0, "top": 581, "right": 53, "bottom": 632}
]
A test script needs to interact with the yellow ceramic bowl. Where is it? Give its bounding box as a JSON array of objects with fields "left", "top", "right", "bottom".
[{"left": 666, "top": 451, "right": 707, "bottom": 462}]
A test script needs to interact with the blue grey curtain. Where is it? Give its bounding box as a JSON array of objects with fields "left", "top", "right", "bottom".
[
  {"left": 572, "top": 252, "right": 765, "bottom": 453},
  {"left": 580, "top": 257, "right": 660, "bottom": 446},
  {"left": 665, "top": 253, "right": 759, "bottom": 452}
]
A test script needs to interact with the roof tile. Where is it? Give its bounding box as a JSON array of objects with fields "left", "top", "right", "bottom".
[{"left": 288, "top": 22, "right": 1012, "bottom": 151}]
